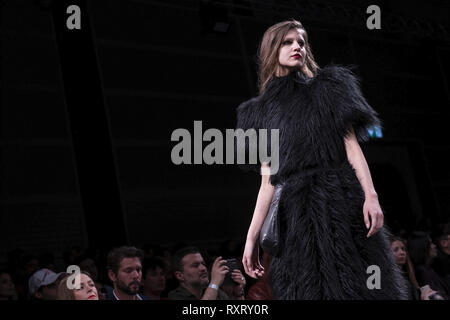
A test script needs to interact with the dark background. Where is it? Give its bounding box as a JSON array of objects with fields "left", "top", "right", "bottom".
[{"left": 1, "top": 0, "right": 449, "bottom": 267}]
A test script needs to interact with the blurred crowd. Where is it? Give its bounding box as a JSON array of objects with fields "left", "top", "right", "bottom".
[{"left": 0, "top": 221, "right": 448, "bottom": 300}]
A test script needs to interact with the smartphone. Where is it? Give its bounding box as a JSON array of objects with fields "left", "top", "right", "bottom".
[{"left": 223, "top": 258, "right": 239, "bottom": 286}]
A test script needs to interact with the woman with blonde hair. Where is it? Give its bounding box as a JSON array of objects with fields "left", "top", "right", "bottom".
[
  {"left": 57, "top": 271, "right": 99, "bottom": 300},
  {"left": 236, "top": 19, "right": 408, "bottom": 299}
]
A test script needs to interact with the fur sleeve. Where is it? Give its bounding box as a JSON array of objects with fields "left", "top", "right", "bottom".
[
  {"left": 319, "top": 65, "right": 382, "bottom": 143},
  {"left": 235, "top": 97, "right": 262, "bottom": 173}
]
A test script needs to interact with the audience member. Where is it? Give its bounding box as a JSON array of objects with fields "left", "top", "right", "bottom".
[
  {"left": 407, "top": 231, "right": 449, "bottom": 299},
  {"left": 28, "top": 268, "right": 65, "bottom": 300},
  {"left": 75, "top": 254, "right": 107, "bottom": 300},
  {"left": 390, "top": 236, "right": 424, "bottom": 299},
  {"left": 431, "top": 223, "right": 450, "bottom": 290},
  {"left": 0, "top": 270, "right": 18, "bottom": 300},
  {"left": 168, "top": 246, "right": 229, "bottom": 300},
  {"left": 57, "top": 271, "right": 99, "bottom": 300},
  {"left": 105, "top": 246, "right": 147, "bottom": 300},
  {"left": 141, "top": 257, "right": 167, "bottom": 300}
]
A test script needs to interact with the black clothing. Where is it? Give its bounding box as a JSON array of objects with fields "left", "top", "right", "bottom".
[
  {"left": 236, "top": 65, "right": 409, "bottom": 300},
  {"left": 415, "top": 264, "right": 449, "bottom": 299},
  {"left": 431, "top": 250, "right": 450, "bottom": 292}
]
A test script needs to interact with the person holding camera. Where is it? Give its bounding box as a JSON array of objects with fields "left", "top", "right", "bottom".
[
  {"left": 219, "top": 258, "right": 247, "bottom": 300},
  {"left": 168, "top": 246, "right": 229, "bottom": 300}
]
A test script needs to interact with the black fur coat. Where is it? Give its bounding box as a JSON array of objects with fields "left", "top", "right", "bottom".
[{"left": 235, "top": 65, "right": 409, "bottom": 300}]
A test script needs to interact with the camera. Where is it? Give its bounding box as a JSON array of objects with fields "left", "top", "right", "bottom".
[{"left": 222, "top": 258, "right": 239, "bottom": 286}]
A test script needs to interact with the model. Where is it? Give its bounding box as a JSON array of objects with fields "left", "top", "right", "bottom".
[{"left": 236, "top": 19, "right": 408, "bottom": 299}]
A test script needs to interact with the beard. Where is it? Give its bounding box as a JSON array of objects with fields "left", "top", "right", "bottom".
[{"left": 117, "top": 279, "right": 141, "bottom": 295}]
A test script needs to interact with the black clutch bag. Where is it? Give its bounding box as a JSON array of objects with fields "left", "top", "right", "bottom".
[{"left": 259, "top": 184, "right": 283, "bottom": 256}]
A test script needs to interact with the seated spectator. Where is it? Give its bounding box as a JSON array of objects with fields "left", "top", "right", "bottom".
[
  {"left": 75, "top": 254, "right": 107, "bottom": 300},
  {"left": 431, "top": 223, "right": 450, "bottom": 290},
  {"left": 407, "top": 231, "right": 449, "bottom": 299},
  {"left": 17, "top": 253, "right": 40, "bottom": 300},
  {"left": 28, "top": 268, "right": 65, "bottom": 300},
  {"left": 57, "top": 271, "right": 99, "bottom": 300},
  {"left": 105, "top": 246, "right": 147, "bottom": 300},
  {"left": 168, "top": 246, "right": 229, "bottom": 300},
  {"left": 246, "top": 252, "right": 272, "bottom": 300},
  {"left": 0, "top": 270, "right": 18, "bottom": 300},
  {"left": 141, "top": 257, "right": 167, "bottom": 300},
  {"left": 390, "top": 236, "right": 423, "bottom": 300}
]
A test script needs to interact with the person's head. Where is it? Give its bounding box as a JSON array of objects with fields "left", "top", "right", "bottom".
[
  {"left": 0, "top": 270, "right": 16, "bottom": 300},
  {"left": 434, "top": 223, "right": 450, "bottom": 255},
  {"left": 407, "top": 231, "right": 437, "bottom": 267},
  {"left": 172, "top": 247, "right": 209, "bottom": 289},
  {"left": 28, "top": 268, "right": 65, "bottom": 300},
  {"left": 390, "top": 237, "right": 407, "bottom": 266},
  {"left": 257, "top": 19, "right": 319, "bottom": 94},
  {"left": 107, "top": 246, "right": 143, "bottom": 296},
  {"left": 389, "top": 236, "right": 420, "bottom": 290},
  {"left": 142, "top": 257, "right": 167, "bottom": 294},
  {"left": 23, "top": 254, "right": 40, "bottom": 278},
  {"left": 57, "top": 271, "right": 98, "bottom": 300},
  {"left": 75, "top": 255, "right": 99, "bottom": 281}
]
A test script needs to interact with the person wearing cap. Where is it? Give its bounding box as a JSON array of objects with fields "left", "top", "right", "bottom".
[{"left": 28, "top": 268, "right": 65, "bottom": 300}]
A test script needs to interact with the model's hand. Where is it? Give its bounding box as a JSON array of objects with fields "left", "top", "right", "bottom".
[
  {"left": 363, "top": 197, "right": 384, "bottom": 237},
  {"left": 242, "top": 238, "right": 265, "bottom": 279}
]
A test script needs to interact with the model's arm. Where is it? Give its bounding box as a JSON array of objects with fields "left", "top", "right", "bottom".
[
  {"left": 246, "top": 163, "right": 275, "bottom": 241},
  {"left": 242, "top": 162, "right": 275, "bottom": 278},
  {"left": 344, "top": 128, "right": 384, "bottom": 237}
]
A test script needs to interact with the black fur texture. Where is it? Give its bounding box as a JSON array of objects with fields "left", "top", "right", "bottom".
[{"left": 236, "top": 65, "right": 409, "bottom": 300}]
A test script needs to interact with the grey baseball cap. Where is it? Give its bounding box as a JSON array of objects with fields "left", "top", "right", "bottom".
[{"left": 28, "top": 268, "right": 65, "bottom": 296}]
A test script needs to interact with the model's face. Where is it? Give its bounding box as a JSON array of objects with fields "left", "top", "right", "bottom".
[
  {"left": 177, "top": 253, "right": 209, "bottom": 288},
  {"left": 143, "top": 266, "right": 166, "bottom": 292},
  {"left": 391, "top": 240, "right": 407, "bottom": 265},
  {"left": 73, "top": 273, "right": 98, "bottom": 300},
  {"left": 277, "top": 28, "right": 307, "bottom": 76},
  {"left": 110, "top": 258, "right": 142, "bottom": 295},
  {"left": 0, "top": 273, "right": 16, "bottom": 298}
]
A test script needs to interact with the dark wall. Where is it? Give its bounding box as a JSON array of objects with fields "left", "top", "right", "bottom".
[{"left": 1, "top": 0, "right": 449, "bottom": 264}]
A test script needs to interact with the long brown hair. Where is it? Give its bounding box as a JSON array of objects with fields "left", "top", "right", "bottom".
[
  {"left": 390, "top": 236, "right": 420, "bottom": 289},
  {"left": 257, "top": 19, "right": 320, "bottom": 94},
  {"left": 57, "top": 270, "right": 95, "bottom": 300}
]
